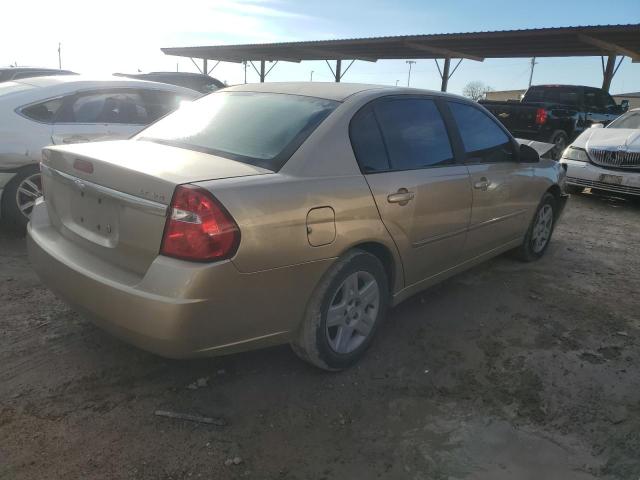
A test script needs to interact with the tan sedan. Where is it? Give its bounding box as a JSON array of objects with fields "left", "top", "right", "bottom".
[{"left": 28, "top": 83, "right": 568, "bottom": 370}]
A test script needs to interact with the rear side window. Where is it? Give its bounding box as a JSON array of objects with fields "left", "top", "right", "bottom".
[
  {"left": 349, "top": 105, "right": 389, "bottom": 173},
  {"left": 524, "top": 86, "right": 579, "bottom": 107},
  {"left": 58, "top": 91, "right": 155, "bottom": 125},
  {"left": 137, "top": 90, "right": 185, "bottom": 123},
  {"left": 21, "top": 98, "right": 63, "bottom": 123},
  {"left": 373, "top": 98, "right": 453, "bottom": 170},
  {"left": 448, "top": 102, "right": 513, "bottom": 163}
]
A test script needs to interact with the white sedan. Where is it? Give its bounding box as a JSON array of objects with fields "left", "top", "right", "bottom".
[
  {"left": 0, "top": 75, "right": 198, "bottom": 229},
  {"left": 560, "top": 108, "right": 640, "bottom": 197}
]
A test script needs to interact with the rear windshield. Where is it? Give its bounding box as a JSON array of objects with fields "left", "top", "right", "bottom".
[
  {"left": 524, "top": 87, "right": 580, "bottom": 107},
  {"left": 138, "top": 91, "right": 339, "bottom": 171},
  {"left": 608, "top": 111, "right": 640, "bottom": 129}
]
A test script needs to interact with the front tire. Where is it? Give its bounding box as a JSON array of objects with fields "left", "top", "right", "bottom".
[
  {"left": 549, "top": 131, "right": 569, "bottom": 160},
  {"left": 1, "top": 165, "right": 42, "bottom": 232},
  {"left": 291, "top": 249, "right": 389, "bottom": 371},
  {"left": 513, "top": 192, "right": 557, "bottom": 262}
]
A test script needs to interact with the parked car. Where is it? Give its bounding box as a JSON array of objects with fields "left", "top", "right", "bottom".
[
  {"left": 560, "top": 108, "right": 640, "bottom": 197},
  {"left": 480, "top": 85, "right": 629, "bottom": 159},
  {"left": 114, "top": 72, "right": 225, "bottom": 94},
  {"left": 0, "top": 75, "right": 198, "bottom": 229},
  {"left": 28, "top": 83, "right": 568, "bottom": 370},
  {"left": 0, "top": 67, "right": 77, "bottom": 83}
]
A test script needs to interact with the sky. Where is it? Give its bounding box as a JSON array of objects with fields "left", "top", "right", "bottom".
[{"left": 2, "top": 0, "right": 639, "bottom": 95}]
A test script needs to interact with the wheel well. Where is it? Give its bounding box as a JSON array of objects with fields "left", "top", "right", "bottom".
[{"left": 352, "top": 242, "right": 395, "bottom": 292}]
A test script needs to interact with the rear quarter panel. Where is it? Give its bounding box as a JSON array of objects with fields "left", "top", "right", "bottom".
[{"left": 195, "top": 95, "right": 404, "bottom": 292}]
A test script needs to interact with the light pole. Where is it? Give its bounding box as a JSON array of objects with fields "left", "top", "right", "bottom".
[
  {"left": 310, "top": 70, "right": 314, "bottom": 82},
  {"left": 58, "top": 42, "right": 61, "bottom": 69},
  {"left": 406, "top": 60, "right": 416, "bottom": 87}
]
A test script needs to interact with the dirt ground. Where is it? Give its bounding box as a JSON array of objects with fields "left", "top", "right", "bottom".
[{"left": 1, "top": 191, "right": 639, "bottom": 480}]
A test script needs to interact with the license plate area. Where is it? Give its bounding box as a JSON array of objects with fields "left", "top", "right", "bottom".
[
  {"left": 69, "top": 188, "right": 119, "bottom": 245},
  {"left": 600, "top": 174, "right": 623, "bottom": 185}
]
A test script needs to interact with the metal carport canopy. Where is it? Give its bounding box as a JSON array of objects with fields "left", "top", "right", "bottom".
[{"left": 162, "top": 24, "right": 640, "bottom": 91}]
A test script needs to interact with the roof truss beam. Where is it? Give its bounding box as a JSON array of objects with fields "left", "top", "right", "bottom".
[
  {"left": 578, "top": 34, "right": 640, "bottom": 62},
  {"left": 406, "top": 42, "right": 484, "bottom": 62},
  {"left": 296, "top": 48, "right": 377, "bottom": 62}
]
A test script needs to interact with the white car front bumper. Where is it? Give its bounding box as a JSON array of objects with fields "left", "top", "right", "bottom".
[{"left": 560, "top": 159, "right": 640, "bottom": 196}]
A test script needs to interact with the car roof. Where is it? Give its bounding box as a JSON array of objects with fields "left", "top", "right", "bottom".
[
  {"left": 8, "top": 75, "right": 198, "bottom": 96},
  {"left": 224, "top": 82, "right": 466, "bottom": 102}
]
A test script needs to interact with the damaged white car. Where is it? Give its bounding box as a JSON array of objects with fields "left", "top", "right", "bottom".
[{"left": 560, "top": 108, "right": 640, "bottom": 197}]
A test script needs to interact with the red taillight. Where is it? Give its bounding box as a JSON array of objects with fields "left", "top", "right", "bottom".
[
  {"left": 160, "top": 185, "right": 240, "bottom": 262},
  {"left": 535, "top": 108, "right": 547, "bottom": 125}
]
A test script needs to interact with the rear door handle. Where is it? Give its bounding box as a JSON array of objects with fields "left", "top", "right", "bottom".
[
  {"left": 473, "top": 177, "right": 490, "bottom": 191},
  {"left": 387, "top": 188, "right": 414, "bottom": 205}
]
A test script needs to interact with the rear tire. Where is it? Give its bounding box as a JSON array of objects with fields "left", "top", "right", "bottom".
[
  {"left": 291, "top": 249, "right": 389, "bottom": 371},
  {"left": 513, "top": 193, "right": 557, "bottom": 262},
  {"left": 1, "top": 165, "right": 42, "bottom": 232}
]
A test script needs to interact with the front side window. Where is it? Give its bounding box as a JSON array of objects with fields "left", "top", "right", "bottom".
[
  {"left": 373, "top": 98, "right": 454, "bottom": 170},
  {"left": 139, "top": 91, "right": 338, "bottom": 171},
  {"left": 449, "top": 101, "right": 514, "bottom": 163},
  {"left": 21, "top": 98, "right": 63, "bottom": 123}
]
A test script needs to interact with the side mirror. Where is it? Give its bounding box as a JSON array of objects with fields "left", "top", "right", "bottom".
[
  {"left": 590, "top": 123, "right": 604, "bottom": 129},
  {"left": 620, "top": 100, "right": 629, "bottom": 112},
  {"left": 519, "top": 143, "right": 540, "bottom": 163}
]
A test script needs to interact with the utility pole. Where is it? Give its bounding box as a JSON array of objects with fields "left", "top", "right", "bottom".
[
  {"left": 406, "top": 60, "right": 416, "bottom": 87},
  {"left": 176, "top": 62, "right": 179, "bottom": 72},
  {"left": 528, "top": 57, "right": 537, "bottom": 88},
  {"left": 310, "top": 70, "right": 314, "bottom": 82},
  {"left": 243, "top": 61, "right": 247, "bottom": 84},
  {"left": 395, "top": 79, "right": 399, "bottom": 86},
  {"left": 58, "top": 43, "right": 61, "bottom": 69}
]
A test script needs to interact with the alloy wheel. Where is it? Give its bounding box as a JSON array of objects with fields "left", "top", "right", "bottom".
[
  {"left": 15, "top": 173, "right": 43, "bottom": 219},
  {"left": 531, "top": 204, "right": 553, "bottom": 253},
  {"left": 325, "top": 271, "right": 380, "bottom": 354}
]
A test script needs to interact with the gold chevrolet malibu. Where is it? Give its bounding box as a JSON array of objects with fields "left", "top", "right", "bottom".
[{"left": 28, "top": 83, "right": 567, "bottom": 370}]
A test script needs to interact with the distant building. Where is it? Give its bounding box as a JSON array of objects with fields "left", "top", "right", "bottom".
[
  {"left": 485, "top": 89, "right": 640, "bottom": 109},
  {"left": 612, "top": 92, "right": 640, "bottom": 109}
]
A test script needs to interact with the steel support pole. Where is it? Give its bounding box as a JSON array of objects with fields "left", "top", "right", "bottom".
[
  {"left": 440, "top": 57, "right": 451, "bottom": 92},
  {"left": 335, "top": 59, "right": 342, "bottom": 82},
  {"left": 260, "top": 60, "right": 266, "bottom": 83},
  {"left": 203, "top": 59, "right": 208, "bottom": 75},
  {"left": 602, "top": 55, "right": 616, "bottom": 92}
]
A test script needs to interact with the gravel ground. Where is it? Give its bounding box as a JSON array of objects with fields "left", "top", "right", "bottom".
[{"left": 1, "top": 191, "right": 639, "bottom": 480}]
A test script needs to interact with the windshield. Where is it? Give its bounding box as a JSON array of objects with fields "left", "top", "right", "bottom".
[
  {"left": 138, "top": 91, "right": 339, "bottom": 171},
  {"left": 524, "top": 86, "right": 580, "bottom": 107},
  {"left": 607, "top": 110, "right": 640, "bottom": 129}
]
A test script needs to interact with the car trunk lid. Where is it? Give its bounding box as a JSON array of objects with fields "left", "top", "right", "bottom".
[{"left": 41, "top": 139, "right": 271, "bottom": 276}]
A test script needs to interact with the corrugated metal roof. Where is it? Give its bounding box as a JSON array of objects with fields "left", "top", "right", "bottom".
[{"left": 162, "top": 24, "right": 640, "bottom": 63}]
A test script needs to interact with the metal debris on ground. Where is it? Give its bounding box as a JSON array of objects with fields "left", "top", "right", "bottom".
[{"left": 154, "top": 410, "right": 226, "bottom": 426}]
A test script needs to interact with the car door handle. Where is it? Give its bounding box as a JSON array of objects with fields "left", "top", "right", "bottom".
[
  {"left": 473, "top": 177, "right": 491, "bottom": 191},
  {"left": 387, "top": 189, "right": 415, "bottom": 205}
]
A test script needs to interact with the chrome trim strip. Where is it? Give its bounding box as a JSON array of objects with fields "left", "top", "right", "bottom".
[
  {"left": 412, "top": 226, "right": 467, "bottom": 248},
  {"left": 412, "top": 209, "right": 528, "bottom": 248},
  {"left": 41, "top": 164, "right": 168, "bottom": 217},
  {"left": 467, "top": 209, "right": 528, "bottom": 233}
]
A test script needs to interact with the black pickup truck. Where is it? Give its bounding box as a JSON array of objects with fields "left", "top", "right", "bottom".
[{"left": 480, "top": 85, "right": 629, "bottom": 159}]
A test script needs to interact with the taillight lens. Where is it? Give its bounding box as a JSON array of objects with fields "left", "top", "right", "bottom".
[
  {"left": 160, "top": 185, "right": 240, "bottom": 262},
  {"left": 535, "top": 108, "right": 548, "bottom": 125}
]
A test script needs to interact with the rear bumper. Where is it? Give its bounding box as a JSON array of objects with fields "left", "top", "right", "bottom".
[
  {"left": 560, "top": 160, "right": 640, "bottom": 196},
  {"left": 27, "top": 200, "right": 332, "bottom": 358}
]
